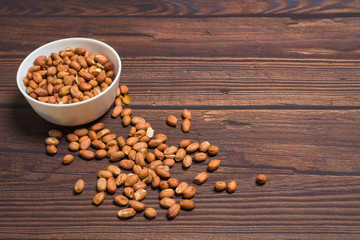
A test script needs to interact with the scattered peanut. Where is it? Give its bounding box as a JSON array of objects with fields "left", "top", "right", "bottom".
[
  {"left": 226, "top": 180, "right": 237, "bottom": 193},
  {"left": 256, "top": 174, "right": 267, "bottom": 185}
]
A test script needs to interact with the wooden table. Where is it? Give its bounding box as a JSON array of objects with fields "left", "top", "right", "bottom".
[{"left": 1, "top": 1, "right": 360, "bottom": 239}]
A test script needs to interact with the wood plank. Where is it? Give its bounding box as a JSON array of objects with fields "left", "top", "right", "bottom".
[
  {"left": 0, "top": 108, "right": 359, "bottom": 238},
  {"left": 3, "top": 58, "right": 360, "bottom": 107},
  {"left": 0, "top": 0, "right": 359, "bottom": 17},
  {"left": 1, "top": 17, "right": 360, "bottom": 60}
]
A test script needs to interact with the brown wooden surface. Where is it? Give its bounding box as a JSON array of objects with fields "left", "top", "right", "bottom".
[{"left": 1, "top": 0, "right": 360, "bottom": 239}]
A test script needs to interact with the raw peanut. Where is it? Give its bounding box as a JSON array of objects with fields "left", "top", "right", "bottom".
[
  {"left": 112, "top": 106, "right": 122, "bottom": 118},
  {"left": 132, "top": 142, "right": 147, "bottom": 152},
  {"left": 107, "top": 177, "right": 117, "bottom": 194},
  {"left": 155, "top": 166, "right": 170, "bottom": 179},
  {"left": 163, "top": 158, "right": 175, "bottom": 168},
  {"left": 102, "top": 134, "right": 116, "bottom": 143},
  {"left": 106, "top": 147, "right": 118, "bottom": 158},
  {"left": 227, "top": 180, "right": 237, "bottom": 193},
  {"left": 160, "top": 181, "right": 169, "bottom": 190},
  {"left": 74, "top": 179, "right": 85, "bottom": 193},
  {"left": 135, "top": 152, "right": 146, "bottom": 167},
  {"left": 144, "top": 208, "right": 156, "bottom": 219},
  {"left": 123, "top": 187, "right": 134, "bottom": 199},
  {"left": 110, "top": 151, "right": 125, "bottom": 162},
  {"left": 175, "top": 182, "right": 189, "bottom": 195},
  {"left": 122, "top": 115, "right": 131, "bottom": 127},
  {"left": 135, "top": 122, "right": 148, "bottom": 130},
  {"left": 142, "top": 174, "right": 153, "bottom": 185},
  {"left": 182, "top": 109, "right": 192, "bottom": 120},
  {"left": 115, "top": 97, "right": 122, "bottom": 106},
  {"left": 256, "top": 174, "right": 267, "bottom": 185},
  {"left": 131, "top": 117, "right": 145, "bottom": 125},
  {"left": 107, "top": 165, "right": 121, "bottom": 176},
  {"left": 88, "top": 130, "right": 97, "bottom": 141},
  {"left": 186, "top": 142, "right": 200, "bottom": 153},
  {"left": 158, "top": 143, "right": 169, "bottom": 151},
  {"left": 182, "top": 119, "right": 191, "bottom": 133},
  {"left": 126, "top": 137, "right": 139, "bottom": 146},
  {"left": 128, "top": 150, "right": 137, "bottom": 161},
  {"left": 104, "top": 62, "right": 113, "bottom": 71},
  {"left": 154, "top": 133, "right": 166, "bottom": 142},
  {"left": 193, "top": 152, "right": 207, "bottom": 162},
  {"left": 133, "top": 189, "right": 146, "bottom": 201},
  {"left": 199, "top": 141, "right": 211, "bottom": 152},
  {"left": 116, "top": 173, "right": 127, "bottom": 186},
  {"left": 125, "top": 174, "right": 139, "bottom": 187},
  {"left": 164, "top": 146, "right": 178, "bottom": 155},
  {"left": 182, "top": 155, "right": 192, "bottom": 168},
  {"left": 65, "top": 133, "right": 80, "bottom": 144},
  {"left": 98, "top": 170, "right": 113, "bottom": 179},
  {"left": 119, "top": 84, "right": 129, "bottom": 95},
  {"left": 120, "top": 160, "right": 135, "bottom": 170},
  {"left": 114, "top": 195, "right": 129, "bottom": 206},
  {"left": 194, "top": 172, "right": 208, "bottom": 185},
  {"left": 94, "top": 54, "right": 109, "bottom": 64},
  {"left": 166, "top": 115, "right": 177, "bottom": 127},
  {"left": 132, "top": 181, "right": 146, "bottom": 191},
  {"left": 96, "top": 128, "right": 110, "bottom": 139},
  {"left": 159, "top": 188, "right": 175, "bottom": 199},
  {"left": 93, "top": 192, "right": 105, "bottom": 206},
  {"left": 214, "top": 181, "right": 227, "bottom": 191},
  {"left": 91, "top": 122, "right": 105, "bottom": 131},
  {"left": 118, "top": 208, "right": 136, "bottom": 219},
  {"left": 68, "top": 142, "right": 80, "bottom": 152},
  {"left": 62, "top": 154, "right": 74, "bottom": 165},
  {"left": 167, "top": 204, "right": 180, "bottom": 219},
  {"left": 79, "top": 69, "right": 94, "bottom": 81},
  {"left": 48, "top": 130, "right": 62, "bottom": 139},
  {"left": 208, "top": 159, "right": 221, "bottom": 171},
  {"left": 152, "top": 175, "right": 161, "bottom": 188},
  {"left": 128, "top": 127, "right": 136, "bottom": 137},
  {"left": 174, "top": 148, "right": 186, "bottom": 162},
  {"left": 129, "top": 200, "right": 146, "bottom": 212},
  {"left": 180, "top": 199, "right": 195, "bottom": 210},
  {"left": 160, "top": 197, "right": 176, "bottom": 209},
  {"left": 121, "top": 108, "right": 132, "bottom": 116},
  {"left": 79, "top": 150, "right": 95, "bottom": 160},
  {"left": 74, "top": 128, "right": 88, "bottom": 137},
  {"left": 145, "top": 152, "right": 155, "bottom": 163},
  {"left": 148, "top": 138, "right": 163, "bottom": 148},
  {"left": 80, "top": 137, "right": 91, "bottom": 150},
  {"left": 154, "top": 148, "right": 164, "bottom": 160},
  {"left": 122, "top": 145, "right": 132, "bottom": 155},
  {"left": 136, "top": 130, "right": 148, "bottom": 138},
  {"left": 92, "top": 140, "right": 106, "bottom": 149},
  {"left": 140, "top": 135, "right": 150, "bottom": 143},
  {"left": 75, "top": 47, "right": 86, "bottom": 55},
  {"left": 45, "top": 137, "right": 59, "bottom": 146},
  {"left": 117, "top": 136, "right": 126, "bottom": 148},
  {"left": 35, "top": 88, "right": 49, "bottom": 97},
  {"left": 208, "top": 145, "right": 219, "bottom": 156},
  {"left": 138, "top": 168, "right": 149, "bottom": 180},
  {"left": 168, "top": 178, "right": 179, "bottom": 189},
  {"left": 179, "top": 139, "right": 191, "bottom": 148},
  {"left": 97, "top": 177, "right": 107, "bottom": 192},
  {"left": 132, "top": 165, "right": 142, "bottom": 175},
  {"left": 33, "top": 72, "right": 43, "bottom": 83},
  {"left": 183, "top": 186, "right": 196, "bottom": 199},
  {"left": 121, "top": 94, "right": 131, "bottom": 105}
]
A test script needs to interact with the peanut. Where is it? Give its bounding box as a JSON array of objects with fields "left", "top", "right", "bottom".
[
  {"left": 93, "top": 192, "right": 105, "bottom": 206},
  {"left": 132, "top": 181, "right": 146, "bottom": 191},
  {"left": 175, "top": 182, "right": 189, "bottom": 195},
  {"left": 98, "top": 170, "right": 113, "bottom": 179},
  {"left": 256, "top": 174, "right": 267, "bottom": 185},
  {"left": 183, "top": 186, "right": 196, "bottom": 199},
  {"left": 68, "top": 142, "right": 80, "bottom": 152},
  {"left": 179, "top": 139, "right": 191, "bottom": 148},
  {"left": 180, "top": 199, "right": 195, "bottom": 210},
  {"left": 118, "top": 208, "right": 136, "bottom": 219},
  {"left": 166, "top": 115, "right": 177, "bottom": 127},
  {"left": 62, "top": 154, "right": 74, "bottom": 165},
  {"left": 74, "top": 179, "right": 85, "bottom": 194},
  {"left": 123, "top": 187, "right": 134, "bottom": 199},
  {"left": 160, "top": 197, "right": 176, "bottom": 209},
  {"left": 45, "top": 137, "right": 59, "bottom": 146},
  {"left": 129, "top": 200, "right": 146, "bottom": 212},
  {"left": 167, "top": 204, "right": 180, "bottom": 219},
  {"left": 133, "top": 189, "right": 146, "bottom": 201},
  {"left": 116, "top": 173, "right": 128, "bottom": 186},
  {"left": 182, "top": 155, "right": 192, "bottom": 168},
  {"left": 160, "top": 181, "right": 170, "bottom": 190},
  {"left": 106, "top": 177, "right": 117, "bottom": 194},
  {"left": 95, "top": 149, "right": 107, "bottom": 159},
  {"left": 159, "top": 188, "right": 175, "bottom": 199},
  {"left": 199, "top": 141, "right": 210, "bottom": 152},
  {"left": 79, "top": 150, "right": 95, "bottom": 160},
  {"left": 48, "top": 129, "right": 62, "bottom": 139},
  {"left": 46, "top": 145, "right": 57, "bottom": 155},
  {"left": 214, "top": 181, "right": 227, "bottom": 191},
  {"left": 144, "top": 208, "right": 156, "bottom": 219},
  {"left": 155, "top": 166, "right": 170, "bottom": 179},
  {"left": 193, "top": 172, "right": 208, "bottom": 185},
  {"left": 208, "top": 159, "right": 221, "bottom": 172},
  {"left": 192, "top": 152, "right": 207, "bottom": 162},
  {"left": 186, "top": 142, "right": 199, "bottom": 153},
  {"left": 182, "top": 119, "right": 191, "bottom": 133},
  {"left": 119, "top": 159, "right": 135, "bottom": 170},
  {"left": 114, "top": 195, "right": 129, "bottom": 206},
  {"left": 168, "top": 178, "right": 179, "bottom": 188},
  {"left": 208, "top": 145, "right": 219, "bottom": 156},
  {"left": 226, "top": 180, "right": 237, "bottom": 193},
  {"left": 97, "top": 177, "right": 107, "bottom": 192},
  {"left": 182, "top": 109, "right": 192, "bottom": 119},
  {"left": 174, "top": 148, "right": 186, "bottom": 162}
]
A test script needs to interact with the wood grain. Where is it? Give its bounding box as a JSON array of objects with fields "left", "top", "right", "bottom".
[
  {"left": 1, "top": 0, "right": 360, "bottom": 239},
  {"left": 0, "top": 0, "right": 359, "bottom": 17},
  {"left": 0, "top": 109, "right": 360, "bottom": 239}
]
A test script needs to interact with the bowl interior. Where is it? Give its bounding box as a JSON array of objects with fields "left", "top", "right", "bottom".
[{"left": 17, "top": 38, "right": 121, "bottom": 107}]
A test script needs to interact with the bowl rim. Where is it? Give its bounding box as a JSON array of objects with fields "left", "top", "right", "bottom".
[{"left": 16, "top": 37, "right": 121, "bottom": 108}]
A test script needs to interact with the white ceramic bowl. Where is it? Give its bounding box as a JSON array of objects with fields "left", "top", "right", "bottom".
[{"left": 17, "top": 38, "right": 121, "bottom": 126}]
